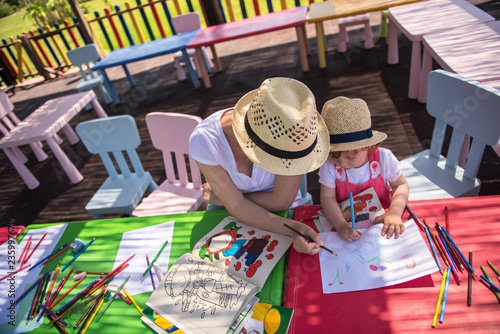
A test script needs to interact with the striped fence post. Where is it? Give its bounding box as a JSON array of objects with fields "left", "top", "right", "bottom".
[
  {"left": 54, "top": 22, "right": 71, "bottom": 51},
  {"left": 72, "top": 17, "right": 88, "bottom": 44},
  {"left": 63, "top": 20, "right": 80, "bottom": 47},
  {"left": 37, "top": 27, "right": 61, "bottom": 67},
  {"left": 115, "top": 5, "right": 135, "bottom": 45},
  {"left": 148, "top": 0, "right": 167, "bottom": 38},
  {"left": 126, "top": 1, "right": 147, "bottom": 43},
  {"left": 104, "top": 7, "right": 125, "bottom": 48},
  {"left": 29, "top": 30, "right": 54, "bottom": 68},
  {"left": 94, "top": 11, "right": 114, "bottom": 51}
]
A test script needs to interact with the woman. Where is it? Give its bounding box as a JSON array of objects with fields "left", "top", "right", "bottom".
[{"left": 189, "top": 77, "right": 330, "bottom": 254}]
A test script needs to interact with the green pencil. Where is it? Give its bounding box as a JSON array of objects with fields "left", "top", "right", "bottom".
[
  {"left": 487, "top": 260, "right": 500, "bottom": 282},
  {"left": 95, "top": 275, "right": 130, "bottom": 322},
  {"left": 140, "top": 240, "right": 168, "bottom": 280}
]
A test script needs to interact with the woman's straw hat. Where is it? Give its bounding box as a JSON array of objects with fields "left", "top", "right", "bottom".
[
  {"left": 232, "top": 77, "right": 329, "bottom": 175},
  {"left": 321, "top": 96, "right": 387, "bottom": 151}
]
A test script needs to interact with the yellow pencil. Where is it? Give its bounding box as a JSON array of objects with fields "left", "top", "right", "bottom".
[
  {"left": 123, "top": 289, "right": 143, "bottom": 315},
  {"left": 81, "top": 295, "right": 105, "bottom": 334},
  {"left": 432, "top": 268, "right": 448, "bottom": 328}
]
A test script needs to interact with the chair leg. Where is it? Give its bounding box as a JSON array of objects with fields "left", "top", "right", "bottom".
[
  {"left": 364, "top": 22, "right": 374, "bottom": 49},
  {"left": 192, "top": 55, "right": 203, "bottom": 78},
  {"left": 174, "top": 58, "right": 187, "bottom": 81},
  {"left": 99, "top": 83, "right": 113, "bottom": 104},
  {"left": 338, "top": 24, "right": 348, "bottom": 53}
]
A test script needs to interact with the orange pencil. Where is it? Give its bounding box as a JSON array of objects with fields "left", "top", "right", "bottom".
[
  {"left": 45, "top": 262, "right": 60, "bottom": 306},
  {"left": 42, "top": 245, "right": 69, "bottom": 266},
  {"left": 20, "top": 240, "right": 32, "bottom": 267},
  {"left": 48, "top": 276, "right": 85, "bottom": 309},
  {"left": 47, "top": 269, "right": 72, "bottom": 308},
  {"left": 85, "top": 263, "right": 129, "bottom": 297},
  {"left": 24, "top": 232, "right": 47, "bottom": 264},
  {"left": 18, "top": 235, "right": 32, "bottom": 263}
]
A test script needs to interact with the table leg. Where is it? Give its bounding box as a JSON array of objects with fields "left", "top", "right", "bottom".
[
  {"left": 122, "top": 64, "right": 135, "bottom": 86},
  {"left": 418, "top": 48, "right": 433, "bottom": 103},
  {"left": 181, "top": 49, "right": 201, "bottom": 89},
  {"left": 90, "top": 98, "right": 108, "bottom": 118},
  {"left": 29, "top": 142, "right": 48, "bottom": 162},
  {"left": 2, "top": 148, "right": 40, "bottom": 189},
  {"left": 295, "top": 25, "right": 309, "bottom": 72},
  {"left": 99, "top": 70, "right": 121, "bottom": 104},
  {"left": 45, "top": 137, "right": 83, "bottom": 184},
  {"left": 210, "top": 45, "right": 222, "bottom": 72},
  {"left": 408, "top": 40, "right": 422, "bottom": 100},
  {"left": 387, "top": 18, "right": 399, "bottom": 65},
  {"left": 62, "top": 124, "right": 80, "bottom": 145},
  {"left": 195, "top": 47, "right": 212, "bottom": 89},
  {"left": 315, "top": 22, "right": 327, "bottom": 69}
]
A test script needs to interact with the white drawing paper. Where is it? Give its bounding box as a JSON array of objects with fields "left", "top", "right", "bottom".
[
  {"left": 319, "top": 219, "right": 439, "bottom": 293},
  {"left": 112, "top": 220, "right": 175, "bottom": 295}
]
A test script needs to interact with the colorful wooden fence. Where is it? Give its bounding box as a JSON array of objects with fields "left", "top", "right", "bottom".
[{"left": 0, "top": 0, "right": 317, "bottom": 87}]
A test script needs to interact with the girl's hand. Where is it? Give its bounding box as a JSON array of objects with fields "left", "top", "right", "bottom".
[
  {"left": 336, "top": 222, "right": 361, "bottom": 242},
  {"left": 374, "top": 213, "right": 405, "bottom": 239}
]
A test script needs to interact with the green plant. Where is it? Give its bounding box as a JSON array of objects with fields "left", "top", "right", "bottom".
[
  {"left": 0, "top": 2, "right": 16, "bottom": 18},
  {"left": 22, "top": 0, "right": 89, "bottom": 27}
]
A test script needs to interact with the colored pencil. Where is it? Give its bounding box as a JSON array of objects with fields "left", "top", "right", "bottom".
[
  {"left": 52, "top": 276, "right": 87, "bottom": 310},
  {"left": 85, "top": 263, "right": 129, "bottom": 297},
  {"left": 467, "top": 251, "right": 473, "bottom": 306},
  {"left": 15, "top": 272, "right": 48, "bottom": 305},
  {"left": 487, "top": 260, "right": 500, "bottom": 282},
  {"left": 435, "top": 233, "right": 460, "bottom": 285},
  {"left": 439, "top": 266, "right": 451, "bottom": 323},
  {"left": 57, "top": 276, "right": 101, "bottom": 313},
  {"left": 95, "top": 275, "right": 130, "bottom": 322},
  {"left": 45, "top": 262, "right": 60, "bottom": 306},
  {"left": 42, "top": 245, "right": 69, "bottom": 266},
  {"left": 441, "top": 226, "right": 476, "bottom": 277},
  {"left": 48, "top": 296, "right": 97, "bottom": 325},
  {"left": 480, "top": 266, "right": 500, "bottom": 303},
  {"left": 444, "top": 206, "right": 449, "bottom": 232},
  {"left": 423, "top": 219, "right": 449, "bottom": 266},
  {"left": 0, "top": 264, "right": 31, "bottom": 282},
  {"left": 349, "top": 192, "right": 356, "bottom": 229},
  {"left": 437, "top": 223, "right": 463, "bottom": 272},
  {"left": 62, "top": 238, "right": 96, "bottom": 272},
  {"left": 20, "top": 240, "right": 32, "bottom": 267},
  {"left": 18, "top": 235, "right": 32, "bottom": 263},
  {"left": 28, "top": 243, "right": 68, "bottom": 272},
  {"left": 24, "top": 232, "right": 47, "bottom": 264},
  {"left": 47, "top": 269, "right": 73, "bottom": 308},
  {"left": 88, "top": 254, "right": 135, "bottom": 290},
  {"left": 74, "top": 271, "right": 110, "bottom": 275},
  {"left": 435, "top": 225, "right": 458, "bottom": 273},
  {"left": 423, "top": 226, "right": 443, "bottom": 275},
  {"left": 480, "top": 275, "right": 500, "bottom": 293},
  {"left": 405, "top": 204, "right": 425, "bottom": 230},
  {"left": 432, "top": 267, "right": 448, "bottom": 328},
  {"left": 123, "top": 289, "right": 143, "bottom": 315},
  {"left": 34, "top": 272, "right": 51, "bottom": 318},
  {"left": 141, "top": 240, "right": 169, "bottom": 280},
  {"left": 38, "top": 303, "right": 68, "bottom": 326},
  {"left": 283, "top": 223, "right": 337, "bottom": 255},
  {"left": 26, "top": 282, "right": 40, "bottom": 324},
  {"left": 74, "top": 286, "right": 106, "bottom": 329},
  {"left": 146, "top": 255, "right": 156, "bottom": 290},
  {"left": 79, "top": 293, "right": 105, "bottom": 334},
  {"left": 47, "top": 313, "right": 70, "bottom": 334}
]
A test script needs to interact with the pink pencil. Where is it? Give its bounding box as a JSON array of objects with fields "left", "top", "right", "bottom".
[
  {"left": 91, "top": 254, "right": 135, "bottom": 289},
  {"left": 24, "top": 233, "right": 47, "bottom": 264},
  {"left": 0, "top": 264, "right": 31, "bottom": 282},
  {"left": 18, "top": 236, "right": 32, "bottom": 263}
]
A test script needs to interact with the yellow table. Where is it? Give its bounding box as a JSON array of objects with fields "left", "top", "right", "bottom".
[{"left": 308, "top": 0, "right": 424, "bottom": 68}]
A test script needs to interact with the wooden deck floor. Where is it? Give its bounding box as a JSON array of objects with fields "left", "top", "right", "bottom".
[{"left": 1, "top": 1, "right": 499, "bottom": 228}]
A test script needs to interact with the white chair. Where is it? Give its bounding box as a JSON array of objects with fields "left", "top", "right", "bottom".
[
  {"left": 337, "top": 14, "right": 374, "bottom": 53},
  {"left": 400, "top": 70, "right": 500, "bottom": 200},
  {"left": 132, "top": 112, "right": 204, "bottom": 217},
  {"left": 172, "top": 12, "right": 214, "bottom": 81},
  {"left": 66, "top": 44, "right": 113, "bottom": 106},
  {"left": 76, "top": 115, "right": 158, "bottom": 219}
]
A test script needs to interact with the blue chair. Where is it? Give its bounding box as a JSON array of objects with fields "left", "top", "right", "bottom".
[
  {"left": 75, "top": 115, "right": 158, "bottom": 219},
  {"left": 400, "top": 70, "right": 500, "bottom": 200},
  {"left": 66, "top": 44, "right": 114, "bottom": 106}
]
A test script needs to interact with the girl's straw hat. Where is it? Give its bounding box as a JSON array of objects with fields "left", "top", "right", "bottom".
[
  {"left": 232, "top": 77, "right": 329, "bottom": 175},
  {"left": 321, "top": 96, "right": 387, "bottom": 151}
]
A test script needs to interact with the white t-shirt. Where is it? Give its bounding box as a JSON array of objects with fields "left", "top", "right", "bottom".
[
  {"left": 318, "top": 147, "right": 401, "bottom": 188},
  {"left": 189, "top": 109, "right": 302, "bottom": 207}
]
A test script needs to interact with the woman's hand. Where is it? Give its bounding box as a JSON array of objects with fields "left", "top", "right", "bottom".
[{"left": 287, "top": 221, "right": 325, "bottom": 255}]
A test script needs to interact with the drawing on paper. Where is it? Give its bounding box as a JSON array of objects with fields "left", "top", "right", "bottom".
[
  {"left": 319, "top": 219, "right": 439, "bottom": 293},
  {"left": 163, "top": 255, "right": 248, "bottom": 319}
]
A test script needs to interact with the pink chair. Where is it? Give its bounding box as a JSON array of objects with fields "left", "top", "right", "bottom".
[
  {"left": 132, "top": 112, "right": 204, "bottom": 217},
  {"left": 172, "top": 12, "right": 214, "bottom": 81},
  {"left": 0, "top": 92, "right": 48, "bottom": 163},
  {"left": 337, "top": 14, "right": 374, "bottom": 53}
]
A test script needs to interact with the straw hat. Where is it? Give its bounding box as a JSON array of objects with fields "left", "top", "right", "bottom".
[
  {"left": 321, "top": 96, "right": 387, "bottom": 151},
  {"left": 232, "top": 77, "right": 329, "bottom": 175}
]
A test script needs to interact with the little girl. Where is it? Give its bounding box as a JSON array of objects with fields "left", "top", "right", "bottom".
[{"left": 319, "top": 97, "right": 409, "bottom": 241}]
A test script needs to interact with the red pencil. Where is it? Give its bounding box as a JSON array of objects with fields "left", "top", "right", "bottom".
[
  {"left": 85, "top": 263, "right": 129, "bottom": 298},
  {"left": 20, "top": 240, "right": 32, "bottom": 267},
  {"left": 47, "top": 269, "right": 73, "bottom": 308},
  {"left": 48, "top": 276, "right": 85, "bottom": 309},
  {"left": 0, "top": 264, "right": 31, "bottom": 282},
  {"left": 42, "top": 245, "right": 69, "bottom": 266},
  {"left": 44, "top": 262, "right": 61, "bottom": 306},
  {"left": 18, "top": 235, "right": 32, "bottom": 263},
  {"left": 24, "top": 232, "right": 47, "bottom": 264}
]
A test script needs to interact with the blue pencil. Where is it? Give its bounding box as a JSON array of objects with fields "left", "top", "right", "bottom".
[
  {"left": 15, "top": 272, "right": 48, "bottom": 305},
  {"left": 57, "top": 277, "right": 100, "bottom": 312},
  {"left": 480, "top": 275, "right": 500, "bottom": 293},
  {"left": 439, "top": 267, "right": 451, "bottom": 323},
  {"left": 349, "top": 192, "right": 355, "bottom": 229},
  {"left": 62, "top": 237, "right": 96, "bottom": 272},
  {"left": 441, "top": 227, "right": 476, "bottom": 277},
  {"left": 436, "top": 226, "right": 458, "bottom": 273},
  {"left": 28, "top": 243, "right": 68, "bottom": 272},
  {"left": 424, "top": 226, "right": 443, "bottom": 275}
]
